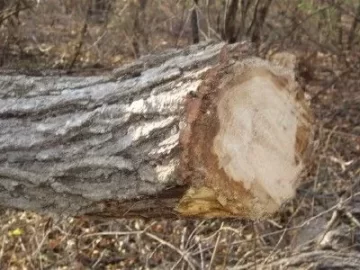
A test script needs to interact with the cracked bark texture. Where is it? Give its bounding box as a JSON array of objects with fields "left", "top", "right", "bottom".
[{"left": 0, "top": 42, "right": 246, "bottom": 218}]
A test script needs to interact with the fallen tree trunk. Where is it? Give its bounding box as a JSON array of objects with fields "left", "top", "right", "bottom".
[{"left": 0, "top": 42, "right": 313, "bottom": 219}]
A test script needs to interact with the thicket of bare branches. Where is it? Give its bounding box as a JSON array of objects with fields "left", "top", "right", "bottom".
[{"left": 0, "top": 0, "right": 359, "bottom": 70}]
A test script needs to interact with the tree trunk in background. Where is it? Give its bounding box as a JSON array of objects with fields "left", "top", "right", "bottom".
[
  {"left": 0, "top": 42, "right": 314, "bottom": 219},
  {"left": 248, "top": 0, "right": 273, "bottom": 46},
  {"left": 191, "top": 0, "right": 200, "bottom": 44},
  {"left": 223, "top": 0, "right": 239, "bottom": 43}
]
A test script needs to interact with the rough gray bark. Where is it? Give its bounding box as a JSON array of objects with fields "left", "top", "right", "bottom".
[
  {"left": 0, "top": 41, "right": 313, "bottom": 220},
  {"left": 0, "top": 42, "right": 237, "bottom": 218}
]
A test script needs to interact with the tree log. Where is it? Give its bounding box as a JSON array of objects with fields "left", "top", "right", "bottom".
[{"left": 0, "top": 42, "right": 314, "bottom": 219}]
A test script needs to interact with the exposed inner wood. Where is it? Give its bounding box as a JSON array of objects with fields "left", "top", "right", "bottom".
[{"left": 177, "top": 57, "right": 313, "bottom": 219}]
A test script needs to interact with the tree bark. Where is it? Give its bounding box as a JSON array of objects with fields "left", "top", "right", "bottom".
[{"left": 0, "top": 42, "right": 313, "bottom": 219}]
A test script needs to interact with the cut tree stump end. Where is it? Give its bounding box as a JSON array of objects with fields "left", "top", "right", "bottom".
[{"left": 177, "top": 55, "right": 314, "bottom": 219}]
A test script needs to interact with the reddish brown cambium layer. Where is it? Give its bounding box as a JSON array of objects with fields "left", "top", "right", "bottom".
[{"left": 178, "top": 58, "right": 254, "bottom": 218}]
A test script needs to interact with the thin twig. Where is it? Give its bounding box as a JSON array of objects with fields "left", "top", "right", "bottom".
[
  {"left": 67, "top": 8, "right": 89, "bottom": 72},
  {"left": 317, "top": 207, "right": 340, "bottom": 246},
  {"left": 209, "top": 222, "right": 223, "bottom": 269},
  {"left": 145, "top": 232, "right": 198, "bottom": 270},
  {"left": 344, "top": 211, "right": 360, "bottom": 228}
]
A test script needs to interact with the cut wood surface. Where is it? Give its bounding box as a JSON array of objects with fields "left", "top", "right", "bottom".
[{"left": 0, "top": 42, "right": 314, "bottom": 219}]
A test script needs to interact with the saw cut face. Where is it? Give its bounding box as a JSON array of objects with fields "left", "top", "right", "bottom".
[
  {"left": 213, "top": 67, "right": 303, "bottom": 215},
  {"left": 177, "top": 57, "right": 313, "bottom": 219}
]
